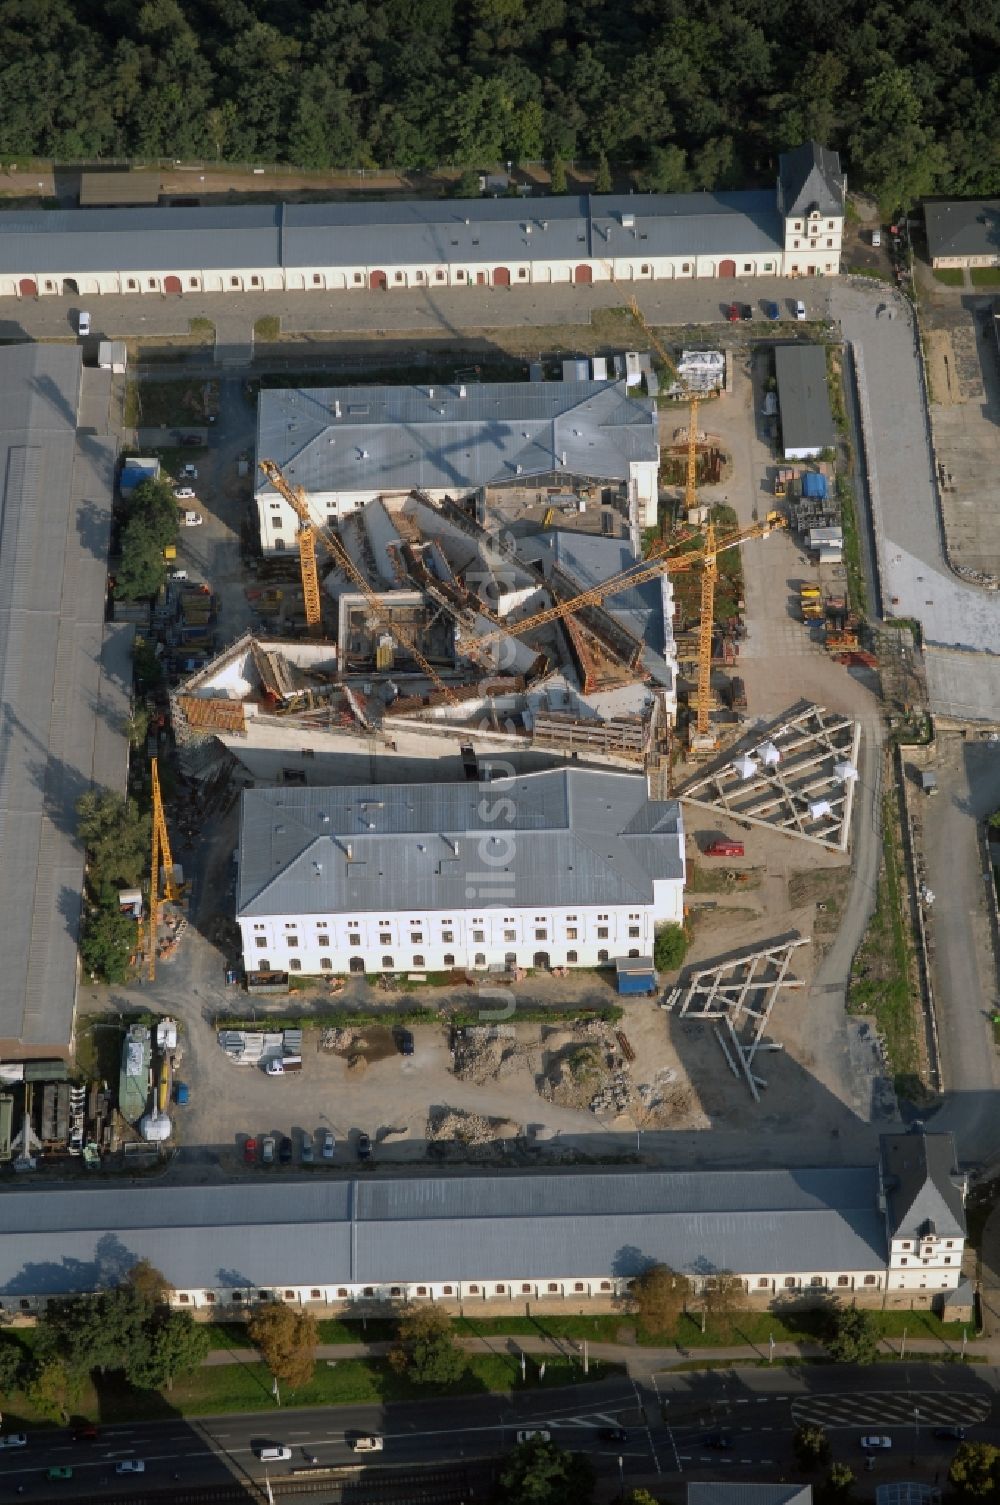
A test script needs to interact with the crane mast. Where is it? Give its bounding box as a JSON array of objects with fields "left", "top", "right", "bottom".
[
  {"left": 147, "top": 756, "right": 179, "bottom": 982},
  {"left": 259, "top": 460, "right": 459, "bottom": 703}
]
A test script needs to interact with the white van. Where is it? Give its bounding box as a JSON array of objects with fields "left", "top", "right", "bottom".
[
  {"left": 351, "top": 1435, "right": 383, "bottom": 1452},
  {"left": 77, "top": 311, "right": 91, "bottom": 336},
  {"left": 255, "top": 1444, "right": 292, "bottom": 1461},
  {"left": 871, "top": 228, "right": 882, "bottom": 248}
]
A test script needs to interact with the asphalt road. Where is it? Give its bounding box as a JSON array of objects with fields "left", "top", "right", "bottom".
[{"left": 1, "top": 1364, "right": 997, "bottom": 1500}]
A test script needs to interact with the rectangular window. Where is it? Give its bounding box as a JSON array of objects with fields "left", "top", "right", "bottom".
[
  {"left": 349, "top": 935, "right": 361, "bottom": 947},
  {"left": 628, "top": 926, "right": 640, "bottom": 938},
  {"left": 743, "top": 263, "right": 752, "bottom": 272},
  {"left": 504, "top": 929, "right": 516, "bottom": 942},
  {"left": 353, "top": 272, "right": 363, "bottom": 284},
  {"left": 535, "top": 929, "right": 547, "bottom": 941},
  {"left": 320, "top": 958, "right": 332, "bottom": 971},
  {"left": 566, "top": 927, "right": 578, "bottom": 940},
  {"left": 410, "top": 933, "right": 423, "bottom": 944},
  {"left": 318, "top": 935, "right": 330, "bottom": 947},
  {"left": 826, "top": 238, "right": 833, "bottom": 248},
  {"left": 289, "top": 958, "right": 301, "bottom": 971},
  {"left": 255, "top": 937, "right": 267, "bottom": 948},
  {"left": 473, "top": 930, "right": 485, "bottom": 943},
  {"left": 597, "top": 927, "right": 609, "bottom": 940},
  {"left": 442, "top": 930, "right": 454, "bottom": 943},
  {"left": 286, "top": 936, "right": 299, "bottom": 948},
  {"left": 380, "top": 932, "right": 391, "bottom": 945}
]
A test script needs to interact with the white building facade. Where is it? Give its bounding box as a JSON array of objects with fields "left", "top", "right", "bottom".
[
  {"left": 235, "top": 768, "right": 685, "bottom": 978},
  {"left": 880, "top": 1131, "right": 967, "bottom": 1295},
  {"left": 0, "top": 1142, "right": 965, "bottom": 1320},
  {"left": 0, "top": 145, "right": 844, "bottom": 301}
]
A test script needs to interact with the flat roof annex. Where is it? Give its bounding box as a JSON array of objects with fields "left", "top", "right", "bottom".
[
  {"left": 775, "top": 345, "right": 835, "bottom": 453},
  {"left": 0, "top": 345, "right": 120, "bottom": 1052},
  {"left": 236, "top": 768, "right": 684, "bottom": 918},
  {"left": 255, "top": 381, "right": 658, "bottom": 499}
]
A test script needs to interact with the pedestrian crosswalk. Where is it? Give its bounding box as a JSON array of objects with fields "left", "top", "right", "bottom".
[{"left": 791, "top": 1390, "right": 992, "bottom": 1431}]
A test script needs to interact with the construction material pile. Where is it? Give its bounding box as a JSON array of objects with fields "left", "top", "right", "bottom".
[
  {"left": 426, "top": 1107, "right": 520, "bottom": 1154},
  {"left": 451, "top": 1024, "right": 527, "bottom": 1084}
]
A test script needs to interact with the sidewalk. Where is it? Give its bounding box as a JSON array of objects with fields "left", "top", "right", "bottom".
[{"left": 202, "top": 1332, "right": 991, "bottom": 1379}]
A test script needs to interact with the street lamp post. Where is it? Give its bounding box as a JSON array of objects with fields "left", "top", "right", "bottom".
[
  {"left": 912, "top": 1405, "right": 921, "bottom": 1462},
  {"left": 618, "top": 1454, "right": 625, "bottom": 1497}
]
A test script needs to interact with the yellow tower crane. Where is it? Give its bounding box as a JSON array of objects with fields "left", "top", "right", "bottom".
[
  {"left": 147, "top": 756, "right": 180, "bottom": 982},
  {"left": 694, "top": 521, "right": 718, "bottom": 747},
  {"left": 258, "top": 460, "right": 459, "bottom": 704},
  {"left": 475, "top": 513, "right": 786, "bottom": 647}
]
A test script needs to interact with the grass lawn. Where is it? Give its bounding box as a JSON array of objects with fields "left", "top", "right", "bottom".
[
  {"left": 970, "top": 268, "right": 1000, "bottom": 286},
  {"left": 848, "top": 792, "right": 923, "bottom": 1089},
  {"left": 253, "top": 314, "right": 281, "bottom": 340},
  {"left": 0, "top": 1352, "right": 617, "bottom": 1427},
  {"left": 933, "top": 269, "right": 966, "bottom": 287}
]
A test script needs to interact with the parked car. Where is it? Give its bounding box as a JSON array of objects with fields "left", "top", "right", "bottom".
[
  {"left": 350, "top": 1435, "right": 383, "bottom": 1452},
  {"left": 243, "top": 1136, "right": 258, "bottom": 1164},
  {"left": 764, "top": 299, "right": 780, "bottom": 319},
  {"left": 301, "top": 1137, "right": 315, "bottom": 1164},
  {"left": 727, "top": 301, "right": 740, "bottom": 322},
  {"left": 322, "top": 1131, "right": 335, "bottom": 1160},
  {"left": 278, "top": 1135, "right": 293, "bottom": 1164},
  {"left": 174, "top": 486, "right": 196, "bottom": 500},
  {"left": 181, "top": 511, "right": 204, "bottom": 527},
  {"left": 261, "top": 1135, "right": 275, "bottom": 1165},
  {"left": 871, "top": 227, "right": 882, "bottom": 247},
  {"left": 168, "top": 569, "right": 189, "bottom": 582},
  {"left": 254, "top": 1444, "right": 292, "bottom": 1461},
  {"left": 357, "top": 1132, "right": 373, "bottom": 1161},
  {"left": 860, "top": 1436, "right": 892, "bottom": 1451},
  {"left": 934, "top": 1427, "right": 966, "bottom": 1441},
  {"left": 180, "top": 463, "right": 198, "bottom": 478},
  {"left": 516, "top": 1430, "right": 550, "bottom": 1444},
  {"left": 47, "top": 1466, "right": 73, "bottom": 1480},
  {"left": 794, "top": 299, "right": 807, "bottom": 321},
  {"left": 181, "top": 435, "right": 203, "bottom": 447},
  {"left": 115, "top": 1460, "right": 145, "bottom": 1474},
  {"left": 395, "top": 1028, "right": 414, "bottom": 1056},
  {"left": 77, "top": 311, "right": 91, "bottom": 336},
  {"left": 600, "top": 1427, "right": 629, "bottom": 1443},
  {"left": 0, "top": 1434, "right": 28, "bottom": 1449},
  {"left": 740, "top": 303, "right": 753, "bottom": 320},
  {"left": 703, "top": 1433, "right": 734, "bottom": 1450}
]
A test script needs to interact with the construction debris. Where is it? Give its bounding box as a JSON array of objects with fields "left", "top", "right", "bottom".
[{"left": 450, "top": 1025, "right": 527, "bottom": 1085}]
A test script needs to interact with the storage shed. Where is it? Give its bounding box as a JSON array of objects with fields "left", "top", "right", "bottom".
[{"left": 775, "top": 346, "right": 836, "bottom": 460}]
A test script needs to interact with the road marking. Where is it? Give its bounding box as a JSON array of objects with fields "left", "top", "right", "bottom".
[{"left": 741, "top": 1458, "right": 753, "bottom": 1463}]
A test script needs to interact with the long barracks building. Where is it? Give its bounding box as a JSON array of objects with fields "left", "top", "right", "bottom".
[{"left": 0, "top": 144, "right": 844, "bottom": 300}]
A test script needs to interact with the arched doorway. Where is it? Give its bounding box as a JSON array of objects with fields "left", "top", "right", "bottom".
[
  {"left": 493, "top": 267, "right": 510, "bottom": 286},
  {"left": 62, "top": 278, "right": 78, "bottom": 295},
  {"left": 533, "top": 951, "right": 550, "bottom": 969},
  {"left": 164, "top": 275, "right": 182, "bottom": 294},
  {"left": 349, "top": 957, "right": 365, "bottom": 974},
  {"left": 574, "top": 264, "right": 593, "bottom": 285},
  {"left": 369, "top": 270, "right": 387, "bottom": 291},
  {"left": 18, "top": 279, "right": 36, "bottom": 296},
  {"left": 718, "top": 259, "right": 736, "bottom": 277}
]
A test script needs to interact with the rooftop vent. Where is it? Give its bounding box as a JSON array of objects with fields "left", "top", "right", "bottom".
[
  {"left": 459, "top": 385, "right": 467, "bottom": 398},
  {"left": 620, "top": 212, "right": 635, "bottom": 229}
]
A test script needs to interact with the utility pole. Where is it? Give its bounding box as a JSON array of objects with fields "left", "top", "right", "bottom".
[
  {"left": 768, "top": 1332, "right": 775, "bottom": 1364},
  {"left": 900, "top": 1324, "right": 907, "bottom": 1361},
  {"left": 583, "top": 1340, "right": 589, "bottom": 1375}
]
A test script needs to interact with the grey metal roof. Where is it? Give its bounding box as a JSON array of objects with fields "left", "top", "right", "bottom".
[
  {"left": 689, "top": 1487, "right": 812, "bottom": 1505},
  {"left": 881, "top": 1131, "right": 965, "bottom": 1241},
  {"left": 0, "top": 1166, "right": 886, "bottom": 1296},
  {"left": 778, "top": 143, "right": 844, "bottom": 218},
  {"left": 255, "top": 381, "right": 658, "bottom": 500},
  {"left": 775, "top": 345, "right": 836, "bottom": 453},
  {"left": 0, "top": 184, "right": 786, "bottom": 276},
  {"left": 924, "top": 200, "right": 1000, "bottom": 261},
  {"left": 0, "top": 349, "right": 121, "bottom": 1052},
  {"left": 237, "top": 768, "right": 683, "bottom": 918}
]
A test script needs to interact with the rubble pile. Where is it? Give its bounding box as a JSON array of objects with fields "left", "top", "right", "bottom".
[
  {"left": 426, "top": 1107, "right": 520, "bottom": 1146},
  {"left": 451, "top": 1024, "right": 526, "bottom": 1084}
]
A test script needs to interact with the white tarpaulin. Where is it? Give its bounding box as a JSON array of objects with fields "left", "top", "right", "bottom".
[
  {"left": 808, "top": 799, "right": 832, "bottom": 820},
  {"left": 759, "top": 741, "right": 781, "bottom": 766},
  {"left": 732, "top": 755, "right": 758, "bottom": 781},
  {"left": 834, "top": 761, "right": 858, "bottom": 783}
]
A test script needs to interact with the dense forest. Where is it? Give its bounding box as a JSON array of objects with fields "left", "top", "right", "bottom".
[{"left": 1, "top": 0, "right": 998, "bottom": 204}]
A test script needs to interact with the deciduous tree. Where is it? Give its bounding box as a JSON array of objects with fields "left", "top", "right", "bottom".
[
  {"left": 794, "top": 1423, "right": 832, "bottom": 1469},
  {"left": 950, "top": 1442, "right": 1000, "bottom": 1498},
  {"left": 389, "top": 1305, "right": 467, "bottom": 1386},
  {"left": 127, "top": 1311, "right": 210, "bottom": 1391},
  {"left": 826, "top": 1307, "right": 879, "bottom": 1365},
  {"left": 629, "top": 1263, "right": 691, "bottom": 1336},
  {"left": 247, "top": 1304, "right": 318, "bottom": 1391},
  {"left": 497, "top": 1436, "right": 595, "bottom": 1504}
]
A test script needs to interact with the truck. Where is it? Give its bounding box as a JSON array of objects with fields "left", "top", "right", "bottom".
[
  {"left": 705, "top": 840, "right": 745, "bottom": 858},
  {"left": 265, "top": 1056, "right": 302, "bottom": 1076}
]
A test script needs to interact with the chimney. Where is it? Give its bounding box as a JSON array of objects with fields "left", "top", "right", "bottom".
[
  {"left": 334, "top": 400, "right": 341, "bottom": 418},
  {"left": 345, "top": 842, "right": 353, "bottom": 860},
  {"left": 428, "top": 387, "right": 434, "bottom": 398}
]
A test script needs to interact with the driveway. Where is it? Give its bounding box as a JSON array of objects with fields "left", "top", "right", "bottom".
[{"left": 831, "top": 282, "right": 1000, "bottom": 721}]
